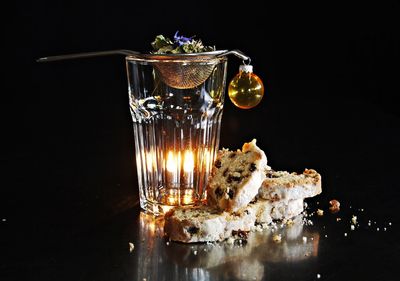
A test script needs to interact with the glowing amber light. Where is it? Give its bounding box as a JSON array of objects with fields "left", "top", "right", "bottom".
[
  {"left": 183, "top": 150, "right": 195, "bottom": 172},
  {"left": 182, "top": 189, "right": 194, "bottom": 205},
  {"left": 166, "top": 151, "right": 176, "bottom": 172},
  {"left": 167, "top": 195, "right": 178, "bottom": 205},
  {"left": 166, "top": 150, "right": 194, "bottom": 173}
]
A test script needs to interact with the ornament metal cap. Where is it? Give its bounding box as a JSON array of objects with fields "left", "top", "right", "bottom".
[{"left": 239, "top": 64, "right": 253, "bottom": 73}]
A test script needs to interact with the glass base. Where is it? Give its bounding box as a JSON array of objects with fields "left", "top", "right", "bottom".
[
  {"left": 140, "top": 200, "right": 195, "bottom": 216},
  {"left": 140, "top": 187, "right": 200, "bottom": 216}
]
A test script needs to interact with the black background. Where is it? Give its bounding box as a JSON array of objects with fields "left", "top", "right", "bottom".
[{"left": 2, "top": 1, "right": 400, "bottom": 280}]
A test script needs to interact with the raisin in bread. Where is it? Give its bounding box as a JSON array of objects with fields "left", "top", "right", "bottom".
[
  {"left": 258, "top": 169, "right": 322, "bottom": 202},
  {"left": 250, "top": 198, "right": 304, "bottom": 225},
  {"left": 207, "top": 139, "right": 269, "bottom": 212},
  {"left": 164, "top": 204, "right": 256, "bottom": 243}
]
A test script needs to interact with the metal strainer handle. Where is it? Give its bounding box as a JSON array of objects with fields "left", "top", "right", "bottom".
[
  {"left": 37, "top": 49, "right": 250, "bottom": 63},
  {"left": 218, "top": 49, "right": 251, "bottom": 63},
  {"left": 36, "top": 49, "right": 140, "bottom": 62},
  {"left": 36, "top": 49, "right": 252, "bottom": 89}
]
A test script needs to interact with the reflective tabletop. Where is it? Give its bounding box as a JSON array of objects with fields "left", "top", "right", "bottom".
[{"left": 3, "top": 72, "right": 399, "bottom": 281}]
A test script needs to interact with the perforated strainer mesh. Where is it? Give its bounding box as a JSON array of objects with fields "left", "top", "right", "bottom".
[{"left": 128, "top": 51, "right": 227, "bottom": 89}]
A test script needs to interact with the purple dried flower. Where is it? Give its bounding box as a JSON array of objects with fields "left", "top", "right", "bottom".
[{"left": 174, "top": 31, "right": 192, "bottom": 46}]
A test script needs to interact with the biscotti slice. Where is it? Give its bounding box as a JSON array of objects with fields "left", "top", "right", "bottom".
[
  {"left": 164, "top": 204, "right": 256, "bottom": 243},
  {"left": 258, "top": 169, "right": 322, "bottom": 202},
  {"left": 207, "top": 139, "right": 269, "bottom": 212},
  {"left": 250, "top": 198, "right": 304, "bottom": 225}
]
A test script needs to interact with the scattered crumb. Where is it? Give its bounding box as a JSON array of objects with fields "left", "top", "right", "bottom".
[
  {"left": 325, "top": 234, "right": 328, "bottom": 238},
  {"left": 344, "top": 233, "right": 347, "bottom": 237},
  {"left": 317, "top": 209, "right": 324, "bottom": 216},
  {"left": 203, "top": 248, "right": 207, "bottom": 252},
  {"left": 129, "top": 242, "right": 135, "bottom": 253},
  {"left": 384, "top": 227, "right": 387, "bottom": 231},
  {"left": 166, "top": 241, "right": 170, "bottom": 246},
  {"left": 272, "top": 234, "right": 282, "bottom": 243},
  {"left": 368, "top": 222, "right": 371, "bottom": 226},
  {"left": 351, "top": 225, "right": 355, "bottom": 231},
  {"left": 317, "top": 273, "right": 321, "bottom": 279},
  {"left": 351, "top": 215, "right": 357, "bottom": 225},
  {"left": 252, "top": 224, "right": 264, "bottom": 232},
  {"left": 329, "top": 199, "right": 340, "bottom": 213},
  {"left": 232, "top": 230, "right": 250, "bottom": 240},
  {"left": 317, "top": 201, "right": 320, "bottom": 205},
  {"left": 377, "top": 228, "right": 380, "bottom": 231},
  {"left": 193, "top": 250, "right": 197, "bottom": 255},
  {"left": 143, "top": 278, "right": 147, "bottom": 281},
  {"left": 389, "top": 222, "right": 392, "bottom": 226},
  {"left": 302, "top": 236, "right": 307, "bottom": 243},
  {"left": 361, "top": 208, "right": 364, "bottom": 212},
  {"left": 311, "top": 237, "right": 314, "bottom": 240},
  {"left": 2, "top": 218, "right": 6, "bottom": 222},
  {"left": 336, "top": 218, "right": 342, "bottom": 222},
  {"left": 226, "top": 237, "right": 235, "bottom": 245}
]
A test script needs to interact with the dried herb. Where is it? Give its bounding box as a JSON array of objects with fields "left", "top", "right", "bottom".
[{"left": 151, "top": 31, "right": 215, "bottom": 54}]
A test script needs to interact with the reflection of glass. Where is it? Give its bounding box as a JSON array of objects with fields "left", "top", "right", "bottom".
[
  {"left": 126, "top": 55, "right": 227, "bottom": 215},
  {"left": 137, "top": 212, "right": 211, "bottom": 281}
]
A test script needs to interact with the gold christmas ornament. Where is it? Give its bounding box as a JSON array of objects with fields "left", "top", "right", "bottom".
[{"left": 228, "top": 64, "right": 264, "bottom": 109}]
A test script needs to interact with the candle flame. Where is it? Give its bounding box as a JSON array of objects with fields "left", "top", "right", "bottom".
[
  {"left": 166, "top": 151, "right": 176, "bottom": 172},
  {"left": 166, "top": 150, "right": 194, "bottom": 173},
  {"left": 183, "top": 150, "right": 195, "bottom": 172}
]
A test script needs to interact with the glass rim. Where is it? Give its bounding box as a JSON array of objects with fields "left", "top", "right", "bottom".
[{"left": 125, "top": 50, "right": 229, "bottom": 63}]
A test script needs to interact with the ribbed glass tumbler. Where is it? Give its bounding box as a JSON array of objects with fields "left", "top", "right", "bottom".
[{"left": 126, "top": 54, "right": 227, "bottom": 215}]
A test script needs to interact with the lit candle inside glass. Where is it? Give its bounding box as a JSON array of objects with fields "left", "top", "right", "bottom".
[
  {"left": 183, "top": 150, "right": 194, "bottom": 187},
  {"left": 166, "top": 151, "right": 180, "bottom": 188},
  {"left": 165, "top": 149, "right": 195, "bottom": 204}
]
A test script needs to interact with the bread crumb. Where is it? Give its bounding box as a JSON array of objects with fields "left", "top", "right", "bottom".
[
  {"left": 129, "top": 242, "right": 134, "bottom": 253},
  {"left": 351, "top": 225, "right": 355, "bottom": 231},
  {"left": 344, "top": 233, "right": 347, "bottom": 237},
  {"left": 351, "top": 215, "right": 357, "bottom": 225},
  {"left": 302, "top": 236, "right": 307, "bottom": 243},
  {"left": 166, "top": 241, "right": 170, "bottom": 246},
  {"left": 272, "top": 234, "right": 282, "bottom": 243},
  {"left": 377, "top": 228, "right": 380, "bottom": 231},
  {"left": 1, "top": 218, "right": 6, "bottom": 222},
  {"left": 193, "top": 250, "right": 198, "bottom": 255},
  {"left": 389, "top": 222, "right": 392, "bottom": 226},
  {"left": 317, "top": 209, "right": 324, "bottom": 216},
  {"left": 329, "top": 199, "right": 340, "bottom": 213},
  {"left": 226, "top": 237, "right": 235, "bottom": 245},
  {"left": 325, "top": 234, "right": 328, "bottom": 238},
  {"left": 384, "top": 227, "right": 387, "bottom": 231},
  {"left": 336, "top": 218, "right": 341, "bottom": 222},
  {"left": 317, "top": 273, "right": 321, "bottom": 279}
]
